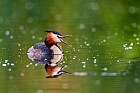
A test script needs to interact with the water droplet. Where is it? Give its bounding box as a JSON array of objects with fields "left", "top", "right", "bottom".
[
  {"left": 19, "top": 25, "right": 24, "bottom": 31},
  {"left": 17, "top": 55, "right": 20, "bottom": 58},
  {"left": 115, "top": 32, "right": 118, "bottom": 36},
  {"left": 132, "top": 23, "right": 137, "bottom": 28},
  {"left": 75, "top": 38, "right": 78, "bottom": 41},
  {"left": 89, "top": 2, "right": 100, "bottom": 10},
  {"left": 18, "top": 43, "right": 21, "bottom": 47},
  {"left": 123, "top": 44, "right": 127, "bottom": 47},
  {"left": 129, "top": 46, "right": 132, "bottom": 49},
  {"left": 26, "top": 65, "right": 29, "bottom": 68},
  {"left": 35, "top": 64, "right": 38, "bottom": 66},
  {"left": 38, "top": 37, "right": 42, "bottom": 41},
  {"left": 9, "top": 76, "right": 14, "bottom": 79},
  {"left": 8, "top": 68, "right": 12, "bottom": 71},
  {"left": 122, "top": 72, "right": 127, "bottom": 76},
  {"left": 25, "top": 2, "right": 34, "bottom": 10},
  {"left": 79, "top": 24, "right": 85, "bottom": 29},
  {"left": 37, "top": 89, "right": 44, "bottom": 93},
  {"left": 7, "top": 63, "right": 10, "bottom": 65},
  {"left": 136, "top": 38, "right": 139, "bottom": 41},
  {"left": 94, "top": 64, "right": 97, "bottom": 66},
  {"left": 128, "top": 6, "right": 136, "bottom": 14},
  {"left": 20, "top": 73, "right": 24, "bottom": 76},
  {"left": 5, "top": 60, "right": 8, "bottom": 63},
  {"left": 133, "top": 34, "right": 137, "bottom": 37},
  {"left": 134, "top": 78, "right": 139, "bottom": 83},
  {"left": 130, "top": 43, "right": 133, "bottom": 46},
  {"left": 82, "top": 61, "right": 86, "bottom": 64},
  {"left": 27, "top": 17, "right": 33, "bottom": 23},
  {"left": 83, "top": 64, "right": 86, "bottom": 68},
  {"left": 123, "top": 43, "right": 134, "bottom": 50},
  {"left": 103, "top": 67, "right": 108, "bottom": 71},
  {"left": 2, "top": 64, "right": 7, "bottom": 66},
  {"left": 0, "top": 39, "right": 3, "bottom": 42},
  {"left": 117, "top": 60, "right": 120, "bottom": 62},
  {"left": 103, "top": 39, "right": 106, "bottom": 42},
  {"left": 86, "top": 43, "right": 90, "bottom": 46},
  {"left": 10, "top": 35, "right": 13, "bottom": 39},
  {"left": 91, "top": 27, "right": 96, "bottom": 32},
  {"left": 32, "top": 35, "right": 35, "bottom": 39},
  {"left": 11, "top": 63, "right": 14, "bottom": 66},
  {"left": 73, "top": 57, "right": 76, "bottom": 59},
  {"left": 94, "top": 59, "right": 97, "bottom": 63},
  {"left": 5, "top": 31, "right": 10, "bottom": 36}
]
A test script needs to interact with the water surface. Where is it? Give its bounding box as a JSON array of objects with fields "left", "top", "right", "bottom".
[{"left": 1, "top": 0, "right": 140, "bottom": 93}]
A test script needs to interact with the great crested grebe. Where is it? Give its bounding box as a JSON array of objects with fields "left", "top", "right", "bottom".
[
  {"left": 27, "top": 30, "right": 71, "bottom": 78},
  {"left": 27, "top": 30, "right": 70, "bottom": 64}
]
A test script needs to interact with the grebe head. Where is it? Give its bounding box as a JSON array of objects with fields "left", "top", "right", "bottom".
[
  {"left": 45, "top": 30, "right": 71, "bottom": 47},
  {"left": 45, "top": 64, "right": 71, "bottom": 78}
]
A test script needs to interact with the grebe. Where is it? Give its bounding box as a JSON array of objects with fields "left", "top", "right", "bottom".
[
  {"left": 27, "top": 30, "right": 71, "bottom": 78},
  {"left": 45, "top": 64, "right": 71, "bottom": 78},
  {"left": 27, "top": 30, "right": 70, "bottom": 64}
]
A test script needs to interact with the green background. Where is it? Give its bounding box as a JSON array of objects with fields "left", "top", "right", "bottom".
[{"left": 0, "top": 0, "right": 140, "bottom": 93}]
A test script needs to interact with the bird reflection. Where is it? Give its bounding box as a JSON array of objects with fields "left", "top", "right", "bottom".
[
  {"left": 27, "top": 30, "right": 71, "bottom": 78},
  {"left": 45, "top": 62, "right": 71, "bottom": 78}
]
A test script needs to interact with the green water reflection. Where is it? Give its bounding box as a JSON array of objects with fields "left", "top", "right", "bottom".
[{"left": 0, "top": 0, "right": 140, "bottom": 93}]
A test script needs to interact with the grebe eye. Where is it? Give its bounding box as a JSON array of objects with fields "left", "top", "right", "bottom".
[{"left": 57, "top": 35, "right": 62, "bottom": 38}]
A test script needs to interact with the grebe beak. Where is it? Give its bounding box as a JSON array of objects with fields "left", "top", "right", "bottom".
[
  {"left": 60, "top": 65, "right": 72, "bottom": 74},
  {"left": 59, "top": 35, "right": 72, "bottom": 46},
  {"left": 59, "top": 38, "right": 68, "bottom": 45},
  {"left": 60, "top": 35, "right": 72, "bottom": 38},
  {"left": 62, "top": 71, "right": 72, "bottom": 74}
]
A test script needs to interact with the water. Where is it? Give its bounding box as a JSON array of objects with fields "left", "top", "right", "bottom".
[{"left": 1, "top": 0, "right": 140, "bottom": 93}]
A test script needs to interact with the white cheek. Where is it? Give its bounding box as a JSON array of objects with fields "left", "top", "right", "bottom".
[
  {"left": 52, "top": 34, "right": 61, "bottom": 42},
  {"left": 55, "top": 38, "right": 61, "bottom": 42}
]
